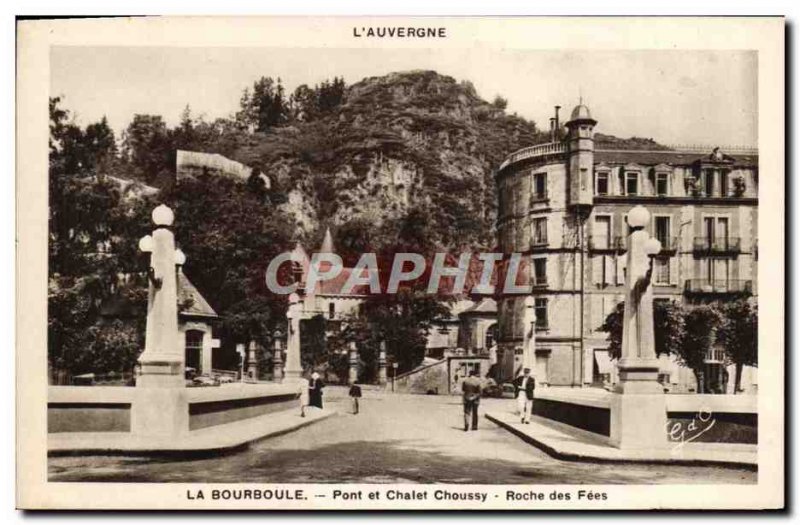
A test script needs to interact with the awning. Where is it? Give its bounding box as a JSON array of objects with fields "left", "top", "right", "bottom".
[{"left": 594, "top": 350, "right": 614, "bottom": 374}]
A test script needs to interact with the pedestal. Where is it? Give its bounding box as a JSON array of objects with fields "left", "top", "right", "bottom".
[
  {"left": 348, "top": 344, "right": 359, "bottom": 384},
  {"left": 610, "top": 359, "right": 667, "bottom": 449},
  {"left": 131, "top": 386, "right": 189, "bottom": 437},
  {"left": 136, "top": 358, "right": 184, "bottom": 388}
]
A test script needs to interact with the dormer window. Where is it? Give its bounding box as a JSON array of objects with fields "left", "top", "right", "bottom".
[
  {"left": 655, "top": 172, "right": 670, "bottom": 196},
  {"left": 595, "top": 172, "right": 609, "bottom": 195},
  {"left": 625, "top": 172, "right": 639, "bottom": 196}
]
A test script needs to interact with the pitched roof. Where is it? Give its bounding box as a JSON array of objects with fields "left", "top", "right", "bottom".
[
  {"left": 595, "top": 149, "right": 758, "bottom": 168},
  {"left": 460, "top": 297, "right": 497, "bottom": 316},
  {"left": 178, "top": 271, "right": 218, "bottom": 318}
]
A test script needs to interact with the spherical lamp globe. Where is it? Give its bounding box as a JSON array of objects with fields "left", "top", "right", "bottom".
[
  {"left": 152, "top": 204, "right": 174, "bottom": 226},
  {"left": 644, "top": 238, "right": 663, "bottom": 257},
  {"left": 138, "top": 235, "right": 153, "bottom": 253},
  {"left": 627, "top": 205, "right": 650, "bottom": 229}
]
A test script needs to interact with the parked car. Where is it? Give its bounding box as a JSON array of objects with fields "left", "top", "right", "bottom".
[{"left": 192, "top": 375, "right": 218, "bottom": 387}]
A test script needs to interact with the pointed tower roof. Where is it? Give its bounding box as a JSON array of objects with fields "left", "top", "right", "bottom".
[
  {"left": 290, "top": 241, "right": 310, "bottom": 264},
  {"left": 319, "top": 228, "right": 335, "bottom": 254}
]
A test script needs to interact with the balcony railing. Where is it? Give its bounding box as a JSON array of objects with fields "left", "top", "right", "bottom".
[
  {"left": 529, "top": 190, "right": 549, "bottom": 205},
  {"left": 655, "top": 236, "right": 679, "bottom": 253},
  {"left": 684, "top": 279, "right": 752, "bottom": 295},
  {"left": 693, "top": 237, "right": 741, "bottom": 254},
  {"left": 499, "top": 142, "right": 567, "bottom": 171}
]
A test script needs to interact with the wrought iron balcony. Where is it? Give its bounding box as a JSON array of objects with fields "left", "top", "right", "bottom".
[
  {"left": 684, "top": 279, "right": 752, "bottom": 295},
  {"left": 529, "top": 190, "right": 549, "bottom": 205},
  {"left": 655, "top": 236, "right": 679, "bottom": 254},
  {"left": 693, "top": 237, "right": 741, "bottom": 254}
]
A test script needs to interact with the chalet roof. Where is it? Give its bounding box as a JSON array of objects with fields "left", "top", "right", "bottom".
[
  {"left": 459, "top": 297, "right": 497, "bottom": 316},
  {"left": 178, "top": 271, "right": 218, "bottom": 318}
]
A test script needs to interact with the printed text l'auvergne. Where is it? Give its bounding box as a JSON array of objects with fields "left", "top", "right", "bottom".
[{"left": 353, "top": 27, "right": 447, "bottom": 38}]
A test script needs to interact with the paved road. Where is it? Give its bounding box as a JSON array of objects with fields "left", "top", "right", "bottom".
[{"left": 49, "top": 392, "right": 756, "bottom": 484}]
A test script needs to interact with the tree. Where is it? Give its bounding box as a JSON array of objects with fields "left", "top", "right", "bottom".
[
  {"left": 162, "top": 172, "right": 297, "bottom": 350},
  {"left": 48, "top": 98, "right": 152, "bottom": 377},
  {"left": 600, "top": 299, "right": 685, "bottom": 360},
  {"left": 236, "top": 77, "right": 291, "bottom": 132},
  {"left": 120, "top": 114, "right": 175, "bottom": 186},
  {"left": 679, "top": 305, "right": 723, "bottom": 393},
  {"left": 716, "top": 299, "right": 758, "bottom": 393}
]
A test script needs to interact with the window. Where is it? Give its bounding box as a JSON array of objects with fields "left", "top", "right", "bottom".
[
  {"left": 485, "top": 324, "right": 497, "bottom": 350},
  {"left": 654, "top": 216, "right": 671, "bottom": 250},
  {"left": 595, "top": 172, "right": 609, "bottom": 195},
  {"left": 328, "top": 302, "right": 336, "bottom": 319},
  {"left": 593, "top": 216, "right": 611, "bottom": 249},
  {"left": 654, "top": 257, "right": 670, "bottom": 285},
  {"left": 185, "top": 330, "right": 203, "bottom": 372},
  {"left": 533, "top": 258, "right": 547, "bottom": 286},
  {"left": 720, "top": 170, "right": 729, "bottom": 196},
  {"left": 534, "top": 298, "right": 548, "bottom": 331},
  {"left": 532, "top": 217, "right": 548, "bottom": 246},
  {"left": 532, "top": 172, "right": 547, "bottom": 200},
  {"left": 625, "top": 172, "right": 639, "bottom": 195},
  {"left": 656, "top": 172, "right": 669, "bottom": 196},
  {"left": 703, "top": 169, "right": 715, "bottom": 196}
]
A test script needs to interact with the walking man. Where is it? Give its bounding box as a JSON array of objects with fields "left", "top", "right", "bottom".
[
  {"left": 461, "top": 370, "right": 482, "bottom": 432},
  {"left": 348, "top": 382, "right": 362, "bottom": 415},
  {"left": 514, "top": 367, "right": 535, "bottom": 424}
]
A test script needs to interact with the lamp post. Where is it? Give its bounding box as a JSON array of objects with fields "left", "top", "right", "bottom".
[
  {"left": 392, "top": 362, "right": 398, "bottom": 392},
  {"left": 609, "top": 205, "right": 668, "bottom": 450},
  {"left": 136, "top": 204, "right": 184, "bottom": 388},
  {"left": 132, "top": 204, "right": 190, "bottom": 438}
]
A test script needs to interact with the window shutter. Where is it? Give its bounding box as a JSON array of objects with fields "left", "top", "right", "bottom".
[
  {"left": 605, "top": 255, "right": 615, "bottom": 286},
  {"left": 669, "top": 257, "right": 678, "bottom": 285},
  {"left": 616, "top": 255, "right": 627, "bottom": 286},
  {"left": 592, "top": 255, "right": 603, "bottom": 286}
]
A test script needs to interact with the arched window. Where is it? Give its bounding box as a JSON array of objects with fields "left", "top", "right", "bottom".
[{"left": 485, "top": 323, "right": 498, "bottom": 350}]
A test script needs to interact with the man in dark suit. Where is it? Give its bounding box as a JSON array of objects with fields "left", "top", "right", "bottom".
[
  {"left": 513, "top": 367, "right": 535, "bottom": 424},
  {"left": 461, "top": 370, "right": 482, "bottom": 432}
]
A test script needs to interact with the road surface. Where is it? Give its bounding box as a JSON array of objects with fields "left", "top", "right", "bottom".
[{"left": 49, "top": 391, "right": 756, "bottom": 484}]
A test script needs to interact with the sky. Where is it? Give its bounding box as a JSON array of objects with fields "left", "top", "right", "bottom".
[{"left": 50, "top": 47, "right": 757, "bottom": 147}]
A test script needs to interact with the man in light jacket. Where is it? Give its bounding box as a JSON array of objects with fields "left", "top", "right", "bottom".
[{"left": 513, "top": 367, "right": 535, "bottom": 424}]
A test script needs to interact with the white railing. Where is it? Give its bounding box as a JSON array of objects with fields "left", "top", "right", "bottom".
[{"left": 499, "top": 142, "right": 566, "bottom": 171}]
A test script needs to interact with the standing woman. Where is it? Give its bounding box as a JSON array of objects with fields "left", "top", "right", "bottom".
[{"left": 309, "top": 371, "right": 325, "bottom": 409}]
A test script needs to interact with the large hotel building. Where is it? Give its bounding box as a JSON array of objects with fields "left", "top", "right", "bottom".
[{"left": 494, "top": 103, "right": 758, "bottom": 393}]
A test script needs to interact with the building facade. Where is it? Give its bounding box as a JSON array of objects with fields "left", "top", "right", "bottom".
[{"left": 495, "top": 103, "right": 758, "bottom": 393}]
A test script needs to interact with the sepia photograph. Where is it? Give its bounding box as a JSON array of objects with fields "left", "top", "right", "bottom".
[{"left": 15, "top": 16, "right": 784, "bottom": 510}]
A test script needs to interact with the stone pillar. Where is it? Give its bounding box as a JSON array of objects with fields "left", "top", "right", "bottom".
[
  {"left": 247, "top": 341, "right": 259, "bottom": 381},
  {"left": 522, "top": 296, "right": 536, "bottom": 370},
  {"left": 284, "top": 292, "right": 304, "bottom": 381},
  {"left": 348, "top": 342, "right": 359, "bottom": 384},
  {"left": 132, "top": 205, "right": 189, "bottom": 437},
  {"left": 377, "top": 341, "right": 388, "bottom": 386},
  {"left": 272, "top": 337, "right": 284, "bottom": 382},
  {"left": 137, "top": 204, "right": 183, "bottom": 388},
  {"left": 610, "top": 205, "right": 667, "bottom": 450}
]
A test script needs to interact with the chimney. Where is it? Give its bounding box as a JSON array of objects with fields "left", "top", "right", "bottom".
[
  {"left": 554, "top": 106, "right": 561, "bottom": 140},
  {"left": 549, "top": 118, "right": 556, "bottom": 142}
]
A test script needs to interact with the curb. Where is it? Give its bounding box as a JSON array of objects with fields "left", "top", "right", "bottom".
[
  {"left": 48, "top": 410, "right": 338, "bottom": 458},
  {"left": 485, "top": 413, "right": 757, "bottom": 471}
]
